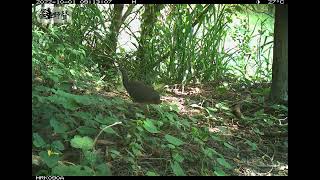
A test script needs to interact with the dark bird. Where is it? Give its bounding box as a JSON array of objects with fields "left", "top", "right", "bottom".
[{"left": 119, "top": 68, "right": 161, "bottom": 104}]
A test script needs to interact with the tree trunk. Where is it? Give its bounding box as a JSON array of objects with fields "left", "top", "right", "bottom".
[
  {"left": 270, "top": 4, "right": 288, "bottom": 103},
  {"left": 137, "top": 4, "right": 163, "bottom": 82},
  {"left": 103, "top": 4, "right": 124, "bottom": 70},
  {"left": 109, "top": 4, "right": 124, "bottom": 53}
]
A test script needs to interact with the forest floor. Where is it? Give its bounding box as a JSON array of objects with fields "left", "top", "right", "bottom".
[
  {"left": 33, "top": 81, "right": 288, "bottom": 176},
  {"left": 102, "top": 82, "right": 288, "bottom": 176}
]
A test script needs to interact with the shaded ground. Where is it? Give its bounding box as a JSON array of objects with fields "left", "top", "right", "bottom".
[
  {"left": 32, "top": 81, "right": 288, "bottom": 176},
  {"left": 102, "top": 82, "right": 288, "bottom": 176}
]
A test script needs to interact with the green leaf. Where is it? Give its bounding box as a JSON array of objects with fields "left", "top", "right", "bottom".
[
  {"left": 132, "top": 147, "right": 142, "bottom": 156},
  {"left": 33, "top": 133, "right": 46, "bottom": 148},
  {"left": 39, "top": 151, "right": 59, "bottom": 168},
  {"left": 217, "top": 158, "right": 232, "bottom": 169},
  {"left": 52, "top": 164, "right": 94, "bottom": 176},
  {"left": 70, "top": 69, "right": 76, "bottom": 76},
  {"left": 215, "top": 102, "right": 230, "bottom": 111},
  {"left": 171, "top": 161, "right": 186, "bottom": 176},
  {"left": 168, "top": 144, "right": 176, "bottom": 149},
  {"left": 70, "top": 135, "right": 94, "bottom": 150},
  {"left": 110, "top": 149, "right": 121, "bottom": 158},
  {"left": 203, "top": 147, "right": 223, "bottom": 159},
  {"left": 214, "top": 167, "right": 227, "bottom": 176},
  {"left": 95, "top": 163, "right": 112, "bottom": 176},
  {"left": 94, "top": 113, "right": 108, "bottom": 124},
  {"left": 143, "top": 119, "right": 159, "bottom": 133},
  {"left": 50, "top": 119, "right": 68, "bottom": 134},
  {"left": 253, "top": 128, "right": 264, "bottom": 135},
  {"left": 245, "top": 140, "right": 257, "bottom": 151},
  {"left": 169, "top": 104, "right": 180, "bottom": 113},
  {"left": 73, "top": 96, "right": 93, "bottom": 106},
  {"left": 84, "top": 150, "right": 98, "bottom": 165},
  {"left": 173, "top": 153, "right": 184, "bottom": 163},
  {"left": 165, "top": 134, "right": 185, "bottom": 146},
  {"left": 165, "top": 113, "right": 175, "bottom": 122},
  {"left": 234, "top": 5, "right": 242, "bottom": 12},
  {"left": 77, "top": 126, "right": 97, "bottom": 135},
  {"left": 51, "top": 140, "right": 64, "bottom": 151},
  {"left": 146, "top": 171, "right": 159, "bottom": 176},
  {"left": 207, "top": 107, "right": 218, "bottom": 112},
  {"left": 73, "top": 112, "right": 92, "bottom": 120}
]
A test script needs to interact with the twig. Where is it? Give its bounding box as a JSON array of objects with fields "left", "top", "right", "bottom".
[{"left": 93, "top": 121, "right": 122, "bottom": 149}]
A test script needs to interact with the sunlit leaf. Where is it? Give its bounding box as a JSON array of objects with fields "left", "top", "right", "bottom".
[
  {"left": 70, "top": 135, "right": 94, "bottom": 150},
  {"left": 173, "top": 153, "right": 184, "bottom": 163},
  {"left": 143, "top": 119, "right": 159, "bottom": 133},
  {"left": 171, "top": 161, "right": 186, "bottom": 176},
  {"left": 146, "top": 171, "right": 159, "bottom": 176},
  {"left": 217, "top": 158, "right": 232, "bottom": 169},
  {"left": 214, "top": 167, "right": 227, "bottom": 176}
]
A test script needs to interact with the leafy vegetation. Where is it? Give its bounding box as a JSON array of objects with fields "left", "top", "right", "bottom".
[{"left": 32, "top": 4, "right": 287, "bottom": 176}]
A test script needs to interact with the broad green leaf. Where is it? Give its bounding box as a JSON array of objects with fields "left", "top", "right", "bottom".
[
  {"left": 132, "top": 147, "right": 142, "bottom": 156},
  {"left": 77, "top": 126, "right": 97, "bottom": 135},
  {"left": 39, "top": 151, "right": 59, "bottom": 168},
  {"left": 70, "top": 69, "right": 76, "bottom": 76},
  {"left": 50, "top": 119, "right": 68, "bottom": 134},
  {"left": 214, "top": 167, "right": 227, "bottom": 176},
  {"left": 51, "top": 140, "right": 64, "bottom": 151},
  {"left": 173, "top": 153, "right": 184, "bottom": 163},
  {"left": 165, "top": 113, "right": 175, "bottom": 122},
  {"left": 169, "top": 104, "right": 179, "bottom": 113},
  {"left": 204, "top": 147, "right": 223, "bottom": 158},
  {"left": 245, "top": 140, "right": 257, "bottom": 151},
  {"left": 70, "top": 135, "right": 94, "bottom": 150},
  {"left": 137, "top": 126, "right": 144, "bottom": 132},
  {"left": 95, "top": 114, "right": 108, "bottom": 124},
  {"left": 110, "top": 149, "right": 121, "bottom": 158},
  {"left": 215, "top": 102, "right": 230, "bottom": 111},
  {"left": 74, "top": 95, "right": 93, "bottom": 106},
  {"left": 234, "top": 5, "right": 242, "bottom": 12},
  {"left": 52, "top": 164, "right": 94, "bottom": 176},
  {"left": 165, "top": 134, "right": 185, "bottom": 146},
  {"left": 168, "top": 144, "right": 176, "bottom": 149},
  {"left": 73, "top": 112, "right": 92, "bottom": 120},
  {"left": 217, "top": 158, "right": 232, "bottom": 169},
  {"left": 84, "top": 150, "right": 97, "bottom": 165},
  {"left": 95, "top": 163, "right": 112, "bottom": 176},
  {"left": 171, "top": 161, "right": 186, "bottom": 176},
  {"left": 146, "top": 171, "right": 159, "bottom": 176},
  {"left": 207, "top": 107, "right": 218, "bottom": 112},
  {"left": 143, "top": 119, "right": 159, "bottom": 133},
  {"left": 33, "top": 133, "right": 46, "bottom": 148}
]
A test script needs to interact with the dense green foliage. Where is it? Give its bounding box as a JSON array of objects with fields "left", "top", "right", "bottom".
[{"left": 32, "top": 4, "right": 287, "bottom": 176}]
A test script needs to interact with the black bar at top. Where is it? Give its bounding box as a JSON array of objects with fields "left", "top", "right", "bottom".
[{"left": 32, "top": 0, "right": 288, "bottom": 4}]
